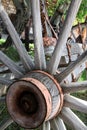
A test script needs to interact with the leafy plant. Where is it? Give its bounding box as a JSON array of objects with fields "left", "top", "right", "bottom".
[
  {"left": 47, "top": 0, "right": 87, "bottom": 22},
  {"left": 0, "top": 39, "right": 5, "bottom": 45},
  {"left": 4, "top": 46, "right": 20, "bottom": 62}
]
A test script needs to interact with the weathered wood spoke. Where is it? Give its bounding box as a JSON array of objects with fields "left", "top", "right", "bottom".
[
  {"left": 0, "top": 96, "right": 5, "bottom": 103},
  {"left": 31, "top": 0, "right": 46, "bottom": 70},
  {"left": 0, "top": 77, "right": 13, "bottom": 86},
  {"left": 46, "top": 121, "right": 50, "bottom": 130},
  {"left": 59, "top": 107, "right": 87, "bottom": 130},
  {"left": 0, "top": 117, "right": 13, "bottom": 130},
  {"left": 56, "top": 117, "right": 67, "bottom": 130},
  {"left": 50, "top": 119, "right": 59, "bottom": 130},
  {"left": 0, "top": 51, "right": 24, "bottom": 78},
  {"left": 0, "top": 4, "right": 34, "bottom": 71},
  {"left": 61, "top": 81, "right": 87, "bottom": 93},
  {"left": 42, "top": 121, "right": 50, "bottom": 130},
  {"left": 56, "top": 50, "right": 87, "bottom": 83},
  {"left": 64, "top": 94, "right": 87, "bottom": 113},
  {"left": 47, "top": 0, "right": 82, "bottom": 74},
  {"left": 42, "top": 122, "right": 46, "bottom": 130},
  {"left": 50, "top": 118, "right": 66, "bottom": 130}
]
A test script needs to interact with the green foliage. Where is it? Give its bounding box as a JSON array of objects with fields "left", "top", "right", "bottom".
[
  {"left": 47, "top": 0, "right": 87, "bottom": 22},
  {"left": 0, "top": 39, "right": 6, "bottom": 45},
  {"left": 78, "top": 70, "right": 87, "bottom": 82},
  {"left": 4, "top": 46, "right": 20, "bottom": 62},
  {"left": 28, "top": 43, "right": 34, "bottom": 60},
  {"left": 46, "top": 0, "right": 59, "bottom": 16},
  {"left": 77, "top": 0, "right": 87, "bottom": 22},
  {"left": 47, "top": 0, "right": 70, "bottom": 16}
]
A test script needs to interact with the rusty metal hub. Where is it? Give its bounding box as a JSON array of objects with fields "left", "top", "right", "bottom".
[{"left": 6, "top": 70, "right": 63, "bottom": 129}]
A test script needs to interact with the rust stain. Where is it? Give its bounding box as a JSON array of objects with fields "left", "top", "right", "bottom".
[{"left": 43, "top": 37, "right": 57, "bottom": 47}]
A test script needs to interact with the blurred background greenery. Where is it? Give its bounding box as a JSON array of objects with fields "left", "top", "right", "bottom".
[{"left": 47, "top": 0, "right": 87, "bottom": 23}]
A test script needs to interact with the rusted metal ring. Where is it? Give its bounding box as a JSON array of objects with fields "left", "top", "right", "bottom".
[
  {"left": 35, "top": 70, "right": 64, "bottom": 118},
  {"left": 27, "top": 70, "right": 64, "bottom": 119}
]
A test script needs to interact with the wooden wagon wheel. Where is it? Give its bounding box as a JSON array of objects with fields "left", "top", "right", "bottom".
[{"left": 0, "top": 0, "right": 87, "bottom": 130}]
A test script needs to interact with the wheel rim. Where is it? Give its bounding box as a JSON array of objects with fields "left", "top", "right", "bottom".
[{"left": 0, "top": 0, "right": 87, "bottom": 130}]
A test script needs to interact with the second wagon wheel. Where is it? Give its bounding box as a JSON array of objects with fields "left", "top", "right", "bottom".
[{"left": 0, "top": 0, "right": 87, "bottom": 130}]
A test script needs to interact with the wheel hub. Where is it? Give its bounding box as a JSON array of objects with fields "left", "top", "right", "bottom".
[{"left": 6, "top": 70, "right": 63, "bottom": 129}]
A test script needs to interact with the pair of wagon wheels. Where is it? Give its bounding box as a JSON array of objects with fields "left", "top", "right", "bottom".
[{"left": 0, "top": 0, "right": 87, "bottom": 130}]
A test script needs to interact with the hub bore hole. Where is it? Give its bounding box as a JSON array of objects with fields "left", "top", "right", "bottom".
[{"left": 18, "top": 91, "right": 38, "bottom": 115}]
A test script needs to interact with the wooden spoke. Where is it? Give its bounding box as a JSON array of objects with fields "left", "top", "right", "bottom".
[
  {"left": 31, "top": 0, "right": 46, "bottom": 70},
  {"left": 0, "top": 106, "right": 5, "bottom": 115},
  {"left": 47, "top": 0, "right": 82, "bottom": 74},
  {"left": 56, "top": 117, "right": 67, "bottom": 130},
  {"left": 39, "top": 121, "right": 51, "bottom": 130},
  {"left": 61, "top": 81, "right": 87, "bottom": 93},
  {"left": 0, "top": 117, "right": 13, "bottom": 130},
  {"left": 0, "top": 5, "right": 34, "bottom": 71},
  {"left": 0, "top": 51, "right": 24, "bottom": 78},
  {"left": 0, "top": 66, "right": 9, "bottom": 74},
  {"left": 64, "top": 94, "right": 87, "bottom": 113},
  {"left": 0, "top": 96, "right": 5, "bottom": 103},
  {"left": 46, "top": 121, "right": 50, "bottom": 130},
  {"left": 50, "top": 119, "right": 59, "bottom": 130},
  {"left": 0, "top": 77, "right": 13, "bottom": 86},
  {"left": 42, "top": 122, "right": 46, "bottom": 130},
  {"left": 59, "top": 107, "right": 87, "bottom": 130},
  {"left": 56, "top": 50, "right": 87, "bottom": 83}
]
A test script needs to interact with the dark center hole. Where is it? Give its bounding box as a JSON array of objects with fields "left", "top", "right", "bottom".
[{"left": 18, "top": 91, "right": 38, "bottom": 115}]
